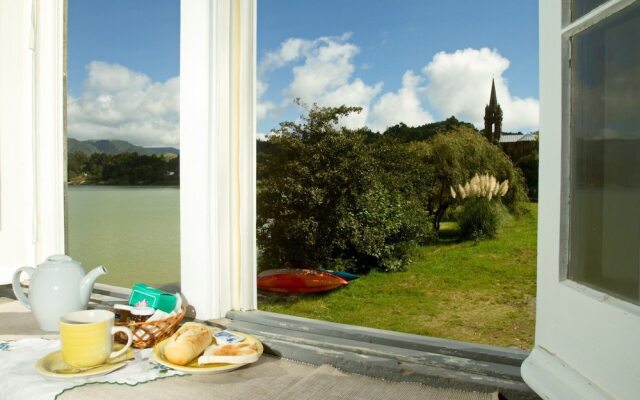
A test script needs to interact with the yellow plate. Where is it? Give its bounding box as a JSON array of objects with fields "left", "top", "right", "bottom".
[
  {"left": 35, "top": 345, "right": 135, "bottom": 379},
  {"left": 151, "top": 331, "right": 263, "bottom": 374}
]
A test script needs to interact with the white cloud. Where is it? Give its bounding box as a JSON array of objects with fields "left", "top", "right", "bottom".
[
  {"left": 422, "top": 48, "right": 538, "bottom": 132},
  {"left": 285, "top": 37, "right": 359, "bottom": 100},
  {"left": 260, "top": 38, "right": 310, "bottom": 74},
  {"left": 68, "top": 61, "right": 179, "bottom": 147},
  {"left": 256, "top": 79, "right": 277, "bottom": 120},
  {"left": 258, "top": 34, "right": 382, "bottom": 128},
  {"left": 315, "top": 79, "right": 383, "bottom": 129},
  {"left": 283, "top": 35, "right": 382, "bottom": 129},
  {"left": 259, "top": 37, "right": 538, "bottom": 135},
  {"left": 369, "top": 71, "right": 434, "bottom": 132}
]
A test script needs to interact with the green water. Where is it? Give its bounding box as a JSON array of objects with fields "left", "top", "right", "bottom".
[{"left": 67, "top": 186, "right": 180, "bottom": 289}]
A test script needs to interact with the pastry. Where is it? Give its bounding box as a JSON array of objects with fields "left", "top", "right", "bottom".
[
  {"left": 163, "top": 322, "right": 212, "bottom": 365},
  {"left": 198, "top": 342, "right": 260, "bottom": 365}
]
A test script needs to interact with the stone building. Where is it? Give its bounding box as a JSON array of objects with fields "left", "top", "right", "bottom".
[{"left": 483, "top": 79, "right": 503, "bottom": 144}]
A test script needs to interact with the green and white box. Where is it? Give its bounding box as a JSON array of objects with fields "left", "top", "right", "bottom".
[{"left": 128, "top": 283, "right": 177, "bottom": 313}]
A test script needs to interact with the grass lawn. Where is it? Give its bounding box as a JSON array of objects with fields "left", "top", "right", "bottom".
[{"left": 259, "top": 203, "right": 537, "bottom": 350}]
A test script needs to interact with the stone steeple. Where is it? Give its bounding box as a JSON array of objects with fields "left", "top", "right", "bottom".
[{"left": 483, "top": 79, "right": 503, "bottom": 144}]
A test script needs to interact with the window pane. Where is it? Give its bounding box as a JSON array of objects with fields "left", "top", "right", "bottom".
[
  {"left": 569, "top": 3, "right": 640, "bottom": 304},
  {"left": 66, "top": 0, "right": 181, "bottom": 290},
  {"left": 572, "top": 0, "right": 608, "bottom": 21}
]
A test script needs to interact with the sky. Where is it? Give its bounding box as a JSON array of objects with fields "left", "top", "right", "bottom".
[{"left": 67, "top": 0, "right": 539, "bottom": 148}]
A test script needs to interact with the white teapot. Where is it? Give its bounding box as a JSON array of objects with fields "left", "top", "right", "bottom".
[{"left": 11, "top": 255, "right": 107, "bottom": 331}]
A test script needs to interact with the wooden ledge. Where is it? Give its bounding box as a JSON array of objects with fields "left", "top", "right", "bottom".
[{"left": 225, "top": 310, "right": 540, "bottom": 400}]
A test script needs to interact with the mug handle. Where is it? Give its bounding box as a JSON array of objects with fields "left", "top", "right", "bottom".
[{"left": 110, "top": 326, "right": 133, "bottom": 358}]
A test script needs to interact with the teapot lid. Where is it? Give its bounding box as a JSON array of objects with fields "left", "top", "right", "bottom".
[
  {"left": 47, "top": 254, "right": 73, "bottom": 262},
  {"left": 46, "top": 255, "right": 74, "bottom": 263}
]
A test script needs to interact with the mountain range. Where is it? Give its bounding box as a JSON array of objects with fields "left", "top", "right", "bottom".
[{"left": 68, "top": 138, "right": 179, "bottom": 156}]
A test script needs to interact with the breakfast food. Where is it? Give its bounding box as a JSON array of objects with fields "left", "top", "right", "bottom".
[
  {"left": 163, "top": 322, "right": 212, "bottom": 365},
  {"left": 198, "top": 341, "right": 260, "bottom": 365}
]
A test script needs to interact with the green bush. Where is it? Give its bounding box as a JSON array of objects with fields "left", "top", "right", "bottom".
[
  {"left": 457, "top": 198, "right": 507, "bottom": 240},
  {"left": 257, "top": 104, "right": 434, "bottom": 274},
  {"left": 516, "top": 153, "right": 539, "bottom": 201}
]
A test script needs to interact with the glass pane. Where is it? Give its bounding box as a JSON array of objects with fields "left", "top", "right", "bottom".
[
  {"left": 572, "top": 0, "right": 608, "bottom": 21},
  {"left": 569, "top": 3, "right": 640, "bottom": 304},
  {"left": 66, "top": 0, "right": 181, "bottom": 290}
]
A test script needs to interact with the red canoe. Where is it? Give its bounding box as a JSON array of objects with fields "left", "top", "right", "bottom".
[{"left": 257, "top": 269, "right": 349, "bottom": 293}]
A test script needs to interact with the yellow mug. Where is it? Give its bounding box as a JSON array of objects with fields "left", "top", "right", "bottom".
[{"left": 59, "top": 309, "right": 133, "bottom": 368}]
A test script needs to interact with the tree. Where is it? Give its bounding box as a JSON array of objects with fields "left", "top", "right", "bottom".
[
  {"left": 67, "top": 151, "right": 88, "bottom": 179},
  {"left": 67, "top": 151, "right": 178, "bottom": 185},
  {"left": 515, "top": 133, "right": 539, "bottom": 200},
  {"left": 257, "top": 104, "right": 433, "bottom": 273},
  {"left": 381, "top": 116, "right": 476, "bottom": 142},
  {"left": 423, "top": 127, "right": 527, "bottom": 231}
]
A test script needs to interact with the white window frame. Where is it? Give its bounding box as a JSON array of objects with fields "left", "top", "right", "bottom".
[
  {"left": 0, "top": 0, "right": 66, "bottom": 283},
  {"left": 522, "top": 1, "right": 640, "bottom": 399},
  {"left": 0, "top": 0, "right": 257, "bottom": 319},
  {"left": 180, "top": 0, "right": 257, "bottom": 319}
]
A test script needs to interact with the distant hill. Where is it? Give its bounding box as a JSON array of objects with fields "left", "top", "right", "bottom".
[{"left": 68, "top": 138, "right": 179, "bottom": 156}]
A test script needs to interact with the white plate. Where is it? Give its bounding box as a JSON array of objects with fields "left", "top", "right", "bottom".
[{"left": 151, "top": 331, "right": 263, "bottom": 374}]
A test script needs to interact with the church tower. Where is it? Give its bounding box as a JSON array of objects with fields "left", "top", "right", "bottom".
[{"left": 483, "top": 79, "right": 503, "bottom": 144}]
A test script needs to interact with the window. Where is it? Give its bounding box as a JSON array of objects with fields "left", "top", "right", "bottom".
[
  {"left": 0, "top": 0, "right": 256, "bottom": 320},
  {"left": 255, "top": 0, "right": 539, "bottom": 349},
  {"left": 5, "top": 0, "right": 640, "bottom": 396},
  {"left": 572, "top": 0, "right": 609, "bottom": 20},
  {"left": 65, "top": 0, "right": 181, "bottom": 290},
  {"left": 522, "top": 1, "right": 640, "bottom": 398},
  {"left": 567, "top": 2, "right": 640, "bottom": 304},
  {"left": 63, "top": 0, "right": 258, "bottom": 318}
]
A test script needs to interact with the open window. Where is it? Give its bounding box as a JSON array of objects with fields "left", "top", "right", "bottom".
[
  {"left": 0, "top": 0, "right": 256, "bottom": 319},
  {"left": 3, "top": 1, "right": 640, "bottom": 397},
  {"left": 65, "top": 0, "right": 181, "bottom": 290},
  {"left": 522, "top": 1, "right": 640, "bottom": 398},
  {"left": 0, "top": 0, "right": 66, "bottom": 281}
]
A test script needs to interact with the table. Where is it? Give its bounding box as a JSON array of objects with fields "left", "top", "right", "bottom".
[{"left": 0, "top": 298, "right": 493, "bottom": 400}]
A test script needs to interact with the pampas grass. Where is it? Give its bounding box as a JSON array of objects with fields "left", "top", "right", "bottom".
[
  {"left": 450, "top": 174, "right": 509, "bottom": 200},
  {"left": 450, "top": 174, "right": 510, "bottom": 240}
]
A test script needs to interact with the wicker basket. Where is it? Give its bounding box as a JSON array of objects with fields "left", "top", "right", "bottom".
[{"left": 114, "top": 306, "right": 186, "bottom": 349}]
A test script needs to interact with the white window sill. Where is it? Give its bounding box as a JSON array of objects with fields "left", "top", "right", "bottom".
[{"left": 2, "top": 283, "right": 538, "bottom": 399}]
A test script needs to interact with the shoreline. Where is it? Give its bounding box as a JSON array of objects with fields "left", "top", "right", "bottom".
[{"left": 68, "top": 182, "right": 179, "bottom": 188}]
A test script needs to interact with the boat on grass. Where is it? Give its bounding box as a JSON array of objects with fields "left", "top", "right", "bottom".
[
  {"left": 257, "top": 269, "right": 349, "bottom": 294},
  {"left": 319, "top": 269, "right": 359, "bottom": 281}
]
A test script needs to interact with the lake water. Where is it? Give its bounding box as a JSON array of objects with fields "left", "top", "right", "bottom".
[{"left": 67, "top": 186, "right": 180, "bottom": 289}]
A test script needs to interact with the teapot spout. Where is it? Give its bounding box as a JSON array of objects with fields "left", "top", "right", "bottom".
[{"left": 80, "top": 265, "right": 108, "bottom": 306}]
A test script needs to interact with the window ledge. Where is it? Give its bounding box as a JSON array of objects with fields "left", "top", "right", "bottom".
[
  {"left": 224, "top": 310, "right": 539, "bottom": 400},
  {"left": 0, "top": 284, "right": 538, "bottom": 398},
  {"left": 522, "top": 346, "right": 611, "bottom": 400}
]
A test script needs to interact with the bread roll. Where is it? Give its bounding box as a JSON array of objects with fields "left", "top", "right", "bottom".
[{"left": 164, "top": 322, "right": 212, "bottom": 365}]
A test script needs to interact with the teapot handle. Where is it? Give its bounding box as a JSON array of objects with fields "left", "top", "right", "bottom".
[{"left": 12, "top": 267, "right": 35, "bottom": 309}]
